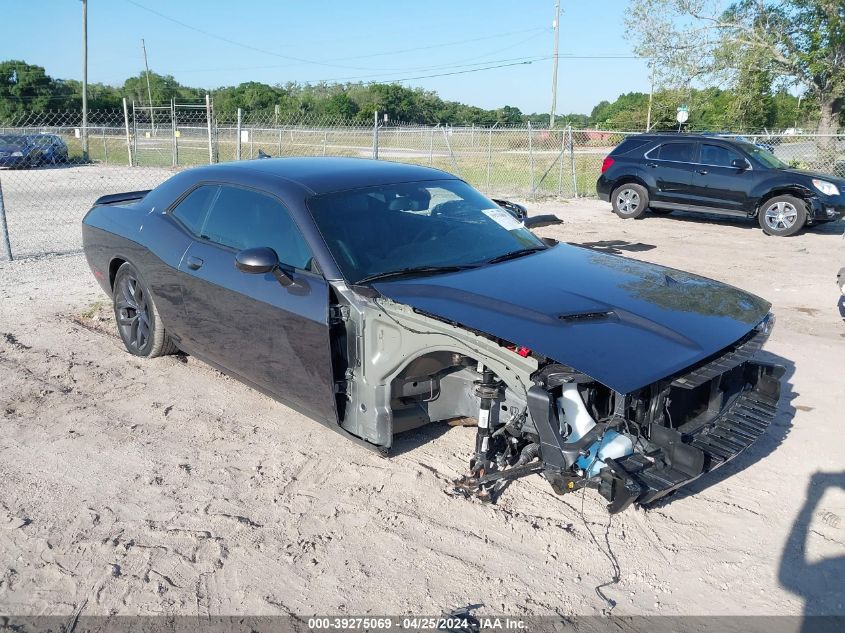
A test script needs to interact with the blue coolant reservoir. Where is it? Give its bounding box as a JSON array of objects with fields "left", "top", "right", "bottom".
[{"left": 576, "top": 430, "right": 634, "bottom": 478}]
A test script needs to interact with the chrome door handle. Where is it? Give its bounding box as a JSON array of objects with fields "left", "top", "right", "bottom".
[
  {"left": 647, "top": 163, "right": 658, "bottom": 168},
  {"left": 697, "top": 169, "right": 709, "bottom": 175},
  {"left": 186, "top": 256, "right": 204, "bottom": 270}
]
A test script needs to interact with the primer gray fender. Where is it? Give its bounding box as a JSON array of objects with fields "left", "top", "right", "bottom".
[{"left": 332, "top": 284, "right": 538, "bottom": 449}]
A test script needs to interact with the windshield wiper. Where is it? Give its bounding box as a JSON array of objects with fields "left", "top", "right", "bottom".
[
  {"left": 485, "top": 246, "right": 545, "bottom": 265},
  {"left": 357, "top": 265, "right": 477, "bottom": 284}
]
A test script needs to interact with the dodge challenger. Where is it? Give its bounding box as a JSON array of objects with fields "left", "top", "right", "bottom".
[{"left": 82, "top": 157, "right": 783, "bottom": 513}]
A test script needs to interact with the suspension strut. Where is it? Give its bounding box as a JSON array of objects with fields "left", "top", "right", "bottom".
[{"left": 472, "top": 362, "right": 501, "bottom": 474}]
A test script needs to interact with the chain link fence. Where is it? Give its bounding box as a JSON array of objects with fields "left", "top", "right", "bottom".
[{"left": 1, "top": 103, "right": 844, "bottom": 260}]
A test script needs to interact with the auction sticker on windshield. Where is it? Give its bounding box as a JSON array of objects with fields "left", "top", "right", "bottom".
[{"left": 482, "top": 208, "right": 523, "bottom": 230}]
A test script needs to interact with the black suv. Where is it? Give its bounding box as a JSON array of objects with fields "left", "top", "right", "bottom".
[{"left": 596, "top": 133, "right": 845, "bottom": 236}]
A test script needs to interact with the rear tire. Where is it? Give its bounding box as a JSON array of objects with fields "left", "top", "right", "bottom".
[
  {"left": 611, "top": 184, "right": 648, "bottom": 219},
  {"left": 112, "top": 262, "right": 178, "bottom": 358},
  {"left": 758, "top": 195, "right": 807, "bottom": 236}
]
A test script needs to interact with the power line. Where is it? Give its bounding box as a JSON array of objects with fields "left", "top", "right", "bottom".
[
  {"left": 171, "top": 53, "right": 644, "bottom": 84},
  {"left": 123, "top": 0, "right": 546, "bottom": 73},
  {"left": 171, "top": 31, "right": 547, "bottom": 75},
  {"left": 271, "top": 54, "right": 646, "bottom": 85},
  {"left": 122, "top": 0, "right": 370, "bottom": 70}
]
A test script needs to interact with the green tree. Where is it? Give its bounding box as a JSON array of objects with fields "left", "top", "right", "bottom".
[
  {"left": 626, "top": 0, "right": 845, "bottom": 135},
  {"left": 324, "top": 92, "right": 359, "bottom": 120},
  {"left": 0, "top": 60, "right": 60, "bottom": 118},
  {"left": 123, "top": 71, "right": 182, "bottom": 105}
]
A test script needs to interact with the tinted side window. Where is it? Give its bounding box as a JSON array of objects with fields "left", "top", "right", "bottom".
[
  {"left": 657, "top": 142, "right": 696, "bottom": 163},
  {"left": 701, "top": 144, "right": 743, "bottom": 167},
  {"left": 201, "top": 186, "right": 314, "bottom": 270},
  {"left": 172, "top": 185, "right": 219, "bottom": 235},
  {"left": 610, "top": 137, "right": 651, "bottom": 156}
]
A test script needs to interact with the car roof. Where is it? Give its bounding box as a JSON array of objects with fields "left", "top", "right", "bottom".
[
  {"left": 629, "top": 133, "right": 746, "bottom": 143},
  {"left": 185, "top": 157, "right": 460, "bottom": 195}
]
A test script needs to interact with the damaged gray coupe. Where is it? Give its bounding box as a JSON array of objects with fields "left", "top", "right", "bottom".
[{"left": 81, "top": 158, "right": 783, "bottom": 513}]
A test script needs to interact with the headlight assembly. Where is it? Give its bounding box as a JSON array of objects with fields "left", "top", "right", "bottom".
[{"left": 812, "top": 179, "right": 840, "bottom": 196}]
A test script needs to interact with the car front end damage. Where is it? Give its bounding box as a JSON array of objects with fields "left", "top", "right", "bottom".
[
  {"left": 522, "top": 317, "right": 782, "bottom": 512},
  {"left": 326, "top": 279, "right": 782, "bottom": 513}
]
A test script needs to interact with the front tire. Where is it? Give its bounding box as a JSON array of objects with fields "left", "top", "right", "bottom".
[
  {"left": 611, "top": 184, "right": 648, "bottom": 219},
  {"left": 758, "top": 195, "right": 807, "bottom": 236},
  {"left": 112, "top": 262, "right": 177, "bottom": 357}
]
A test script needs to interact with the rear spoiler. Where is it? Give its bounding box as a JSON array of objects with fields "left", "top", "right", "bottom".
[
  {"left": 493, "top": 198, "right": 562, "bottom": 229},
  {"left": 93, "top": 190, "right": 151, "bottom": 206},
  {"left": 524, "top": 214, "right": 562, "bottom": 229}
]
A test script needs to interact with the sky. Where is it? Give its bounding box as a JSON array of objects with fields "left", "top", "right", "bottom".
[{"left": 0, "top": 0, "right": 652, "bottom": 115}]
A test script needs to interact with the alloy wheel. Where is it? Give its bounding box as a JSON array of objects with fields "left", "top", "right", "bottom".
[
  {"left": 764, "top": 201, "right": 798, "bottom": 231},
  {"left": 115, "top": 274, "right": 150, "bottom": 351},
  {"left": 616, "top": 188, "right": 640, "bottom": 214}
]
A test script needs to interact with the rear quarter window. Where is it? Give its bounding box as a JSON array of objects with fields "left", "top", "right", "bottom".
[
  {"left": 171, "top": 185, "right": 220, "bottom": 235},
  {"left": 610, "top": 138, "right": 651, "bottom": 156}
]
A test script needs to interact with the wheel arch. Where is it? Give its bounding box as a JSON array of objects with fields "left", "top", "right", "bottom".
[
  {"left": 754, "top": 186, "right": 813, "bottom": 217},
  {"left": 108, "top": 256, "right": 128, "bottom": 290},
  {"left": 610, "top": 174, "right": 650, "bottom": 192}
]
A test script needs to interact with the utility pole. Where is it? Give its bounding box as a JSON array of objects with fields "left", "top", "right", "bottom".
[
  {"left": 81, "top": 0, "right": 89, "bottom": 162},
  {"left": 141, "top": 38, "right": 155, "bottom": 133},
  {"left": 645, "top": 60, "right": 655, "bottom": 131},
  {"left": 549, "top": 0, "right": 561, "bottom": 128}
]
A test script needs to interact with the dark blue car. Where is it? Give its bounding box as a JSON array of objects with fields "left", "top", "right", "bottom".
[
  {"left": 81, "top": 157, "right": 783, "bottom": 513},
  {"left": 0, "top": 134, "right": 69, "bottom": 168}
]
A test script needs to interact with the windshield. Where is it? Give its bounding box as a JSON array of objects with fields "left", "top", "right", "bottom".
[
  {"left": 737, "top": 141, "right": 788, "bottom": 169},
  {"left": 308, "top": 179, "right": 545, "bottom": 284},
  {"left": 0, "top": 135, "right": 26, "bottom": 145}
]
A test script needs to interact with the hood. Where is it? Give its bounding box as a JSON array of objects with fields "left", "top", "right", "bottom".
[
  {"left": 0, "top": 142, "right": 26, "bottom": 153},
  {"left": 781, "top": 168, "right": 845, "bottom": 187},
  {"left": 373, "top": 244, "right": 770, "bottom": 394}
]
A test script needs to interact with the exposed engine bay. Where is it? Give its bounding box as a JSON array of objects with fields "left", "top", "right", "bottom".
[{"left": 328, "top": 289, "right": 782, "bottom": 514}]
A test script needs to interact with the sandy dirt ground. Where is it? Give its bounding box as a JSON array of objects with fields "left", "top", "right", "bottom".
[{"left": 1, "top": 200, "right": 843, "bottom": 618}]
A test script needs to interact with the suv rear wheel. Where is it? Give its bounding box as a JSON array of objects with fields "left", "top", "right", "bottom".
[
  {"left": 611, "top": 184, "right": 648, "bottom": 219},
  {"left": 758, "top": 195, "right": 807, "bottom": 237}
]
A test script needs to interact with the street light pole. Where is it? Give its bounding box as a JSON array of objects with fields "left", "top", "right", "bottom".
[
  {"left": 549, "top": 0, "right": 561, "bottom": 128},
  {"left": 81, "top": 0, "right": 89, "bottom": 162},
  {"left": 646, "top": 60, "right": 655, "bottom": 131}
]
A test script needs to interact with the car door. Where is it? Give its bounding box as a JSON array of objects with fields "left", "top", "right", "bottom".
[
  {"left": 175, "top": 183, "right": 338, "bottom": 424},
  {"left": 645, "top": 141, "right": 699, "bottom": 207},
  {"left": 689, "top": 143, "right": 754, "bottom": 214}
]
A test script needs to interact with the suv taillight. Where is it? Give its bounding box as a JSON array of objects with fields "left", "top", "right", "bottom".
[{"left": 601, "top": 157, "right": 615, "bottom": 173}]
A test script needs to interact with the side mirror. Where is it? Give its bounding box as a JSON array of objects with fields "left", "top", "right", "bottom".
[
  {"left": 235, "top": 247, "right": 294, "bottom": 287},
  {"left": 731, "top": 158, "right": 751, "bottom": 170},
  {"left": 235, "top": 246, "right": 278, "bottom": 273}
]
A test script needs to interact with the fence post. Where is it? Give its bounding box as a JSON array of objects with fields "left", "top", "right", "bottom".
[
  {"left": 171, "top": 99, "right": 177, "bottom": 167},
  {"left": 278, "top": 127, "right": 283, "bottom": 156},
  {"left": 429, "top": 127, "right": 435, "bottom": 166},
  {"left": 122, "top": 98, "right": 133, "bottom": 167},
  {"left": 236, "top": 108, "right": 242, "bottom": 161},
  {"left": 569, "top": 126, "right": 577, "bottom": 197},
  {"left": 528, "top": 122, "right": 535, "bottom": 200},
  {"left": 486, "top": 125, "right": 494, "bottom": 193},
  {"left": 131, "top": 101, "right": 138, "bottom": 163},
  {"left": 557, "top": 128, "right": 565, "bottom": 196},
  {"left": 372, "top": 110, "right": 379, "bottom": 159},
  {"left": 205, "top": 94, "right": 214, "bottom": 164},
  {"left": 441, "top": 126, "right": 461, "bottom": 178},
  {"left": 322, "top": 130, "right": 328, "bottom": 156},
  {"left": 0, "top": 179, "right": 12, "bottom": 261},
  {"left": 102, "top": 126, "right": 108, "bottom": 164}
]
